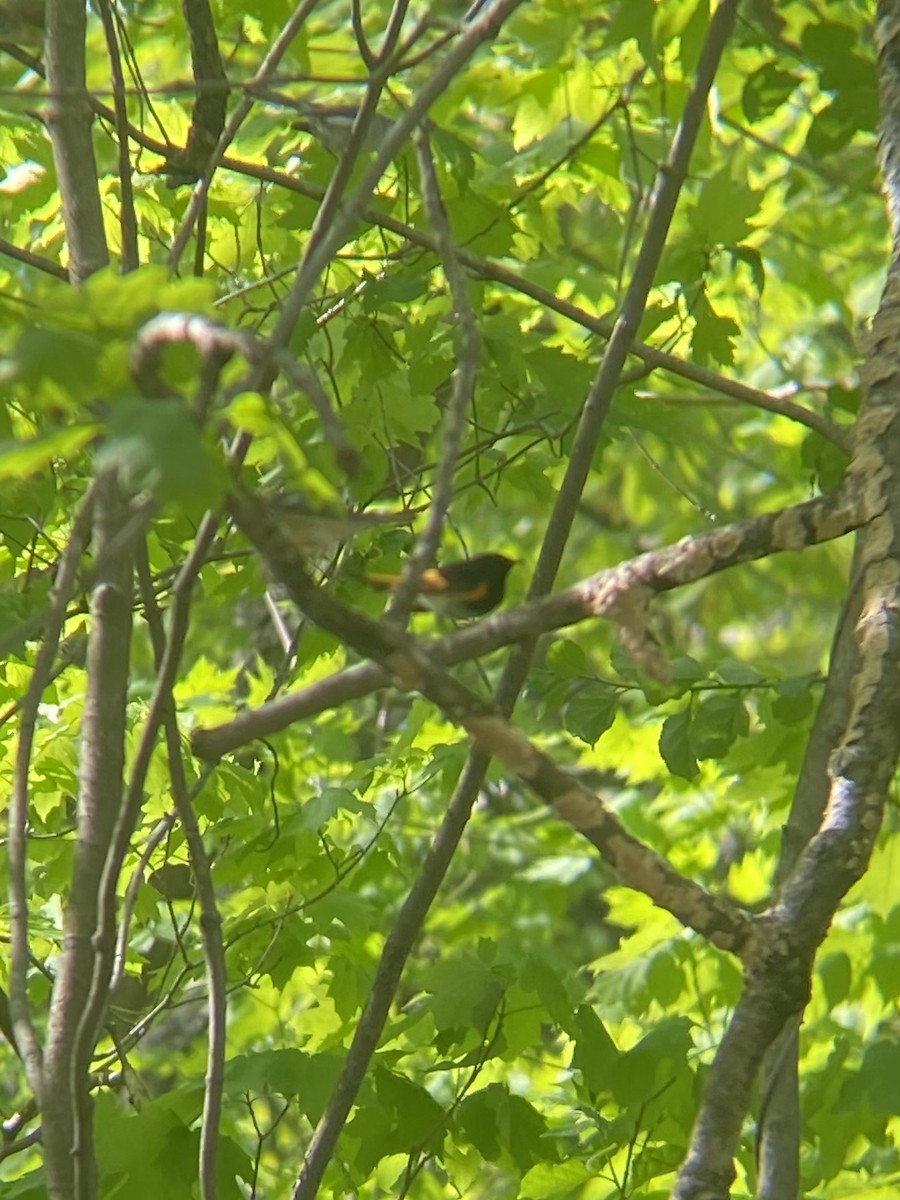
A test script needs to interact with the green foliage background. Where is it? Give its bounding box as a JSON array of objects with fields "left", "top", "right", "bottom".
[{"left": 1, "top": 0, "right": 897, "bottom": 1197}]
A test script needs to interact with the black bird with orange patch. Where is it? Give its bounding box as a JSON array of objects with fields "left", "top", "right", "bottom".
[{"left": 364, "top": 553, "right": 516, "bottom": 618}]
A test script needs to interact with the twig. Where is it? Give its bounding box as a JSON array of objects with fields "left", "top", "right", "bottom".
[
  {"left": 171, "top": 0, "right": 229, "bottom": 185},
  {"left": 383, "top": 128, "right": 480, "bottom": 619},
  {"left": 95, "top": 0, "right": 138, "bottom": 270},
  {"left": 0, "top": 235, "right": 68, "bottom": 280}
]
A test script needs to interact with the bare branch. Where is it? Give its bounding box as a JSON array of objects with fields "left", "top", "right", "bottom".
[
  {"left": 138, "top": 548, "right": 226, "bottom": 1200},
  {"left": 166, "top": 0, "right": 229, "bottom": 186},
  {"left": 0, "top": 235, "right": 69, "bottom": 280}
]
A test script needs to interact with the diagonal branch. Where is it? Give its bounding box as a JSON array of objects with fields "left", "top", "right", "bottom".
[{"left": 383, "top": 129, "right": 481, "bottom": 619}]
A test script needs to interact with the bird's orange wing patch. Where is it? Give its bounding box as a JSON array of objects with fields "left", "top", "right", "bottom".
[
  {"left": 417, "top": 567, "right": 451, "bottom": 594},
  {"left": 364, "top": 567, "right": 448, "bottom": 593}
]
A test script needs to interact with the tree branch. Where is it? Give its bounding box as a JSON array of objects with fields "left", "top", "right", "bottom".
[
  {"left": 137, "top": 543, "right": 226, "bottom": 1200},
  {"left": 43, "top": 0, "right": 108, "bottom": 280},
  {"left": 673, "top": 25, "right": 900, "bottom": 1175},
  {"left": 194, "top": 479, "right": 866, "bottom": 759},
  {"left": 95, "top": 0, "right": 138, "bottom": 271},
  {"left": 42, "top": 472, "right": 133, "bottom": 1200}
]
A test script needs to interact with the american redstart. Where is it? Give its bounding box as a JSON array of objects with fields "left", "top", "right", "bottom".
[{"left": 364, "top": 553, "right": 516, "bottom": 618}]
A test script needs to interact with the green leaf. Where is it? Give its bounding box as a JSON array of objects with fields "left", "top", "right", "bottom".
[
  {"left": 421, "top": 952, "right": 507, "bottom": 1031},
  {"left": 506, "top": 1093, "right": 554, "bottom": 1170},
  {"left": 690, "top": 168, "right": 760, "bottom": 246},
  {"left": 455, "top": 1084, "right": 552, "bottom": 1170},
  {"left": 690, "top": 692, "right": 749, "bottom": 759},
  {"left": 225, "top": 1050, "right": 343, "bottom": 1121},
  {"left": 545, "top": 638, "right": 589, "bottom": 678},
  {"left": 0, "top": 1170, "right": 46, "bottom": 1199},
  {"left": 690, "top": 292, "right": 740, "bottom": 368},
  {"left": 456, "top": 1084, "right": 504, "bottom": 1160},
  {"left": 12, "top": 325, "right": 105, "bottom": 400},
  {"left": 610, "top": 1017, "right": 693, "bottom": 1106},
  {"left": 94, "top": 1095, "right": 232, "bottom": 1200},
  {"left": 771, "top": 676, "right": 817, "bottom": 724},
  {"left": 818, "top": 951, "right": 851, "bottom": 1008},
  {"left": 714, "top": 658, "right": 766, "bottom": 686},
  {"left": 564, "top": 684, "right": 617, "bottom": 746},
  {"left": 742, "top": 64, "right": 801, "bottom": 122},
  {"left": 434, "top": 127, "right": 476, "bottom": 191},
  {"left": 521, "top": 1159, "right": 591, "bottom": 1199},
  {"left": 0, "top": 426, "right": 98, "bottom": 481},
  {"left": 95, "top": 398, "right": 228, "bottom": 510},
  {"left": 806, "top": 92, "right": 877, "bottom": 158},
  {"left": 571, "top": 1005, "right": 620, "bottom": 1095},
  {"left": 802, "top": 23, "right": 875, "bottom": 93},
  {"left": 871, "top": 948, "right": 900, "bottom": 1006},
  {"left": 730, "top": 244, "right": 766, "bottom": 295},
  {"left": 859, "top": 1040, "right": 900, "bottom": 1117},
  {"left": 523, "top": 955, "right": 577, "bottom": 1035},
  {"left": 659, "top": 709, "right": 698, "bottom": 780},
  {"left": 444, "top": 191, "right": 517, "bottom": 255},
  {"left": 361, "top": 268, "right": 428, "bottom": 309},
  {"left": 374, "top": 1066, "right": 445, "bottom": 1146},
  {"left": 668, "top": 655, "right": 704, "bottom": 685},
  {"left": 646, "top": 949, "right": 685, "bottom": 1006}
]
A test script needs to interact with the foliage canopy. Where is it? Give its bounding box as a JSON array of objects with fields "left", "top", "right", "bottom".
[{"left": 1, "top": 1, "right": 897, "bottom": 1199}]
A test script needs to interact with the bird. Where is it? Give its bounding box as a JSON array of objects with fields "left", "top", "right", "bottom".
[
  {"left": 363, "top": 553, "right": 516, "bottom": 618},
  {"left": 291, "top": 102, "right": 394, "bottom": 155}
]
